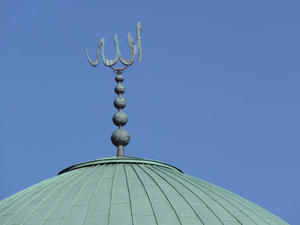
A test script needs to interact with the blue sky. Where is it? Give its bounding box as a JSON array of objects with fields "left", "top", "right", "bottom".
[{"left": 0, "top": 1, "right": 299, "bottom": 224}]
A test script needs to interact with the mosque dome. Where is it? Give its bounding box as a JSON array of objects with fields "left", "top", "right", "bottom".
[
  {"left": 0, "top": 22, "right": 289, "bottom": 225},
  {"left": 0, "top": 157, "right": 288, "bottom": 225}
]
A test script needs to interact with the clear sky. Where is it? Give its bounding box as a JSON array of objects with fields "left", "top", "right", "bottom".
[{"left": 0, "top": 1, "right": 299, "bottom": 224}]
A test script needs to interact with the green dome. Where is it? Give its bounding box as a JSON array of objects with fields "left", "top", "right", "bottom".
[{"left": 0, "top": 157, "right": 288, "bottom": 225}]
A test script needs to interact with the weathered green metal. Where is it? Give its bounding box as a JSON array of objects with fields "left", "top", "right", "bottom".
[
  {"left": 0, "top": 157, "right": 289, "bottom": 225},
  {"left": 85, "top": 22, "right": 142, "bottom": 157}
]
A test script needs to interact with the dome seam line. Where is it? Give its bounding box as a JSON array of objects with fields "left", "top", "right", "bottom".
[
  {"left": 187, "top": 175, "right": 275, "bottom": 224},
  {"left": 26, "top": 169, "right": 90, "bottom": 225},
  {"left": 58, "top": 167, "right": 101, "bottom": 225},
  {"left": 3, "top": 168, "right": 86, "bottom": 225},
  {"left": 123, "top": 164, "right": 134, "bottom": 225},
  {"left": 130, "top": 164, "right": 159, "bottom": 225},
  {"left": 157, "top": 167, "right": 245, "bottom": 225},
  {"left": 82, "top": 165, "right": 110, "bottom": 225},
  {"left": 137, "top": 164, "right": 183, "bottom": 225},
  {"left": 167, "top": 170, "right": 259, "bottom": 225},
  {"left": 145, "top": 165, "right": 205, "bottom": 225},
  {"left": 170, "top": 171, "right": 272, "bottom": 225},
  {"left": 107, "top": 164, "right": 117, "bottom": 225},
  {"left": 155, "top": 167, "right": 225, "bottom": 225}
]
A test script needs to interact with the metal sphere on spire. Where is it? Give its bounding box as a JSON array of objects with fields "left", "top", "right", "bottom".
[{"left": 85, "top": 21, "right": 142, "bottom": 157}]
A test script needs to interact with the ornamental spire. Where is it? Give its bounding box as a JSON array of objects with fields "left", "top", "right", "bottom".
[{"left": 85, "top": 21, "right": 143, "bottom": 157}]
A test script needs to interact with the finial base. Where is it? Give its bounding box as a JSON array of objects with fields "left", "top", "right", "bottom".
[{"left": 117, "top": 146, "right": 124, "bottom": 157}]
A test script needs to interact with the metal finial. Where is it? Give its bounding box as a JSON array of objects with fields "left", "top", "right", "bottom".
[{"left": 85, "top": 22, "right": 143, "bottom": 157}]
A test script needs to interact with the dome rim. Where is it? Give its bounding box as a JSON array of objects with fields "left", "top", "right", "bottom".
[{"left": 57, "top": 156, "right": 183, "bottom": 175}]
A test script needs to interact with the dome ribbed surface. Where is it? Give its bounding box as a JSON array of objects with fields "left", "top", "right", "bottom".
[{"left": 0, "top": 157, "right": 288, "bottom": 225}]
